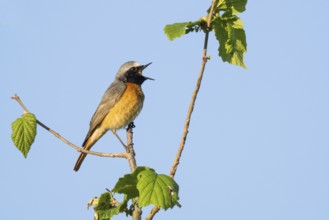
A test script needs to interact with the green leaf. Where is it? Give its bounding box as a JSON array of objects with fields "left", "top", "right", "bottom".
[
  {"left": 95, "top": 192, "right": 113, "bottom": 210},
  {"left": 213, "top": 15, "right": 247, "bottom": 68},
  {"left": 137, "top": 170, "right": 180, "bottom": 210},
  {"left": 113, "top": 167, "right": 180, "bottom": 210},
  {"left": 11, "top": 113, "right": 37, "bottom": 158},
  {"left": 164, "top": 22, "right": 189, "bottom": 40},
  {"left": 217, "top": 0, "right": 247, "bottom": 15},
  {"left": 112, "top": 173, "right": 138, "bottom": 199},
  {"left": 92, "top": 192, "right": 119, "bottom": 220},
  {"left": 164, "top": 20, "right": 206, "bottom": 41},
  {"left": 112, "top": 166, "right": 152, "bottom": 200},
  {"left": 96, "top": 167, "right": 159, "bottom": 219},
  {"left": 97, "top": 206, "right": 121, "bottom": 220}
]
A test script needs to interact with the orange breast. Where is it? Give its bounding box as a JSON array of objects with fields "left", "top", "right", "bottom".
[{"left": 100, "top": 83, "right": 145, "bottom": 130}]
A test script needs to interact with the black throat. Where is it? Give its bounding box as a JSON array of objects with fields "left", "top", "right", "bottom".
[{"left": 123, "top": 70, "right": 147, "bottom": 85}]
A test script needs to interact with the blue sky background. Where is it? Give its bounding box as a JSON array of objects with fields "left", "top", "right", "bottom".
[{"left": 1, "top": 0, "right": 329, "bottom": 220}]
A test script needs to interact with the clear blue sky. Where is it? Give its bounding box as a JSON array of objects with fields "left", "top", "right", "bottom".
[{"left": 1, "top": 1, "right": 329, "bottom": 220}]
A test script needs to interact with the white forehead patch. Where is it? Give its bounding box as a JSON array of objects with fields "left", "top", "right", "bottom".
[{"left": 116, "top": 61, "right": 141, "bottom": 78}]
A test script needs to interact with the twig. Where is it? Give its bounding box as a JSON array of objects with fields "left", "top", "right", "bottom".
[
  {"left": 169, "top": 0, "right": 216, "bottom": 179},
  {"left": 146, "top": 0, "right": 217, "bottom": 219},
  {"left": 12, "top": 94, "right": 142, "bottom": 219},
  {"left": 145, "top": 206, "right": 160, "bottom": 220},
  {"left": 126, "top": 127, "right": 138, "bottom": 172},
  {"left": 11, "top": 94, "right": 127, "bottom": 159},
  {"left": 12, "top": 94, "right": 30, "bottom": 112},
  {"left": 126, "top": 125, "right": 142, "bottom": 220}
]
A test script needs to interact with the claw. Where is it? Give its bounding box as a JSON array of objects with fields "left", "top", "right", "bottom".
[{"left": 126, "top": 122, "right": 136, "bottom": 131}]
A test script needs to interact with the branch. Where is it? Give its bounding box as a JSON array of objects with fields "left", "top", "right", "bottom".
[
  {"left": 125, "top": 125, "right": 142, "bottom": 220},
  {"left": 126, "top": 125, "right": 138, "bottom": 172},
  {"left": 170, "top": 0, "right": 216, "bottom": 179},
  {"left": 145, "top": 206, "right": 160, "bottom": 220},
  {"left": 12, "top": 94, "right": 142, "bottom": 219},
  {"left": 147, "top": 0, "right": 217, "bottom": 219},
  {"left": 11, "top": 94, "right": 128, "bottom": 159}
]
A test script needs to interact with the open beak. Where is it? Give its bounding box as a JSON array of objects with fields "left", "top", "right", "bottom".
[
  {"left": 141, "top": 62, "right": 154, "bottom": 80},
  {"left": 142, "top": 62, "right": 152, "bottom": 70}
]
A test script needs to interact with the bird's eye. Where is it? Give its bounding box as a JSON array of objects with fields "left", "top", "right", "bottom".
[{"left": 131, "top": 67, "right": 137, "bottom": 72}]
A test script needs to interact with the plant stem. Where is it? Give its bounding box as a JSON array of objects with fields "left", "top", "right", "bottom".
[
  {"left": 146, "top": 0, "right": 217, "bottom": 219},
  {"left": 126, "top": 126, "right": 142, "bottom": 220},
  {"left": 11, "top": 94, "right": 127, "bottom": 158},
  {"left": 169, "top": 0, "right": 216, "bottom": 179},
  {"left": 12, "top": 93, "right": 142, "bottom": 219},
  {"left": 126, "top": 127, "right": 137, "bottom": 172}
]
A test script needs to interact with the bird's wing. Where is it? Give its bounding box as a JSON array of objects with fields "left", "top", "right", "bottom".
[{"left": 82, "top": 80, "right": 127, "bottom": 146}]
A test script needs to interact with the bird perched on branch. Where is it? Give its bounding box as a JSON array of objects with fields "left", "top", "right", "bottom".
[{"left": 74, "top": 61, "right": 153, "bottom": 171}]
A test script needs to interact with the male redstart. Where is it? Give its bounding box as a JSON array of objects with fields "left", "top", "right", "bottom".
[{"left": 74, "top": 61, "right": 152, "bottom": 171}]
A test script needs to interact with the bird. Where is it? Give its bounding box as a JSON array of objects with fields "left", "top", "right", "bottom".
[{"left": 73, "top": 61, "right": 153, "bottom": 171}]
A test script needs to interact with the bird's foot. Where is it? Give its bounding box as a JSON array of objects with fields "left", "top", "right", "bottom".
[{"left": 126, "top": 122, "right": 135, "bottom": 131}]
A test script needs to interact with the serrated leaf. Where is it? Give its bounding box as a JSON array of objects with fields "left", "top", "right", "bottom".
[
  {"left": 113, "top": 167, "right": 180, "bottom": 210},
  {"left": 95, "top": 192, "right": 113, "bottom": 210},
  {"left": 164, "top": 20, "right": 206, "bottom": 41},
  {"left": 137, "top": 170, "right": 180, "bottom": 210},
  {"left": 112, "top": 166, "right": 153, "bottom": 200},
  {"left": 217, "top": 0, "right": 247, "bottom": 15},
  {"left": 164, "top": 22, "right": 189, "bottom": 41},
  {"left": 213, "top": 15, "right": 247, "bottom": 68},
  {"left": 11, "top": 113, "right": 37, "bottom": 158},
  {"left": 93, "top": 192, "right": 125, "bottom": 220},
  {"left": 112, "top": 173, "right": 138, "bottom": 199},
  {"left": 97, "top": 207, "right": 120, "bottom": 220}
]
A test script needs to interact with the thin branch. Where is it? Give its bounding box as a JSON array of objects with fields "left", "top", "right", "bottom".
[
  {"left": 12, "top": 94, "right": 30, "bottom": 112},
  {"left": 12, "top": 94, "right": 142, "bottom": 220},
  {"left": 169, "top": 0, "right": 216, "bottom": 179},
  {"left": 146, "top": 0, "right": 217, "bottom": 219},
  {"left": 11, "top": 94, "right": 127, "bottom": 159},
  {"left": 126, "top": 127, "right": 138, "bottom": 172},
  {"left": 125, "top": 125, "right": 142, "bottom": 220},
  {"left": 132, "top": 204, "right": 142, "bottom": 220},
  {"left": 145, "top": 206, "right": 160, "bottom": 220}
]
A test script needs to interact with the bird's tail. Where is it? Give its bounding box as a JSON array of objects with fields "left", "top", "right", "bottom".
[
  {"left": 74, "top": 129, "right": 105, "bottom": 172},
  {"left": 74, "top": 152, "right": 88, "bottom": 172}
]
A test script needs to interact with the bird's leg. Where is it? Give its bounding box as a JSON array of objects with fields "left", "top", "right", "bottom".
[
  {"left": 111, "top": 130, "right": 127, "bottom": 149},
  {"left": 126, "top": 122, "right": 135, "bottom": 131}
]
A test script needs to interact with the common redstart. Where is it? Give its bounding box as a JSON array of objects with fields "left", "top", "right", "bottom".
[{"left": 74, "top": 61, "right": 152, "bottom": 171}]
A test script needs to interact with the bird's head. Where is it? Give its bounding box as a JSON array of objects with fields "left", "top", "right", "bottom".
[{"left": 116, "top": 61, "right": 153, "bottom": 85}]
